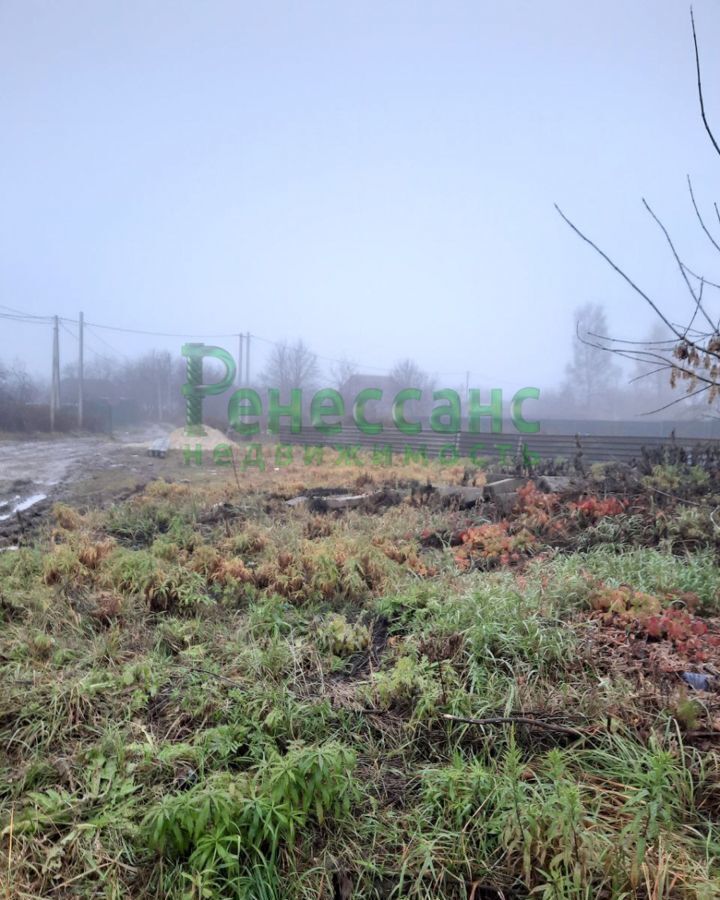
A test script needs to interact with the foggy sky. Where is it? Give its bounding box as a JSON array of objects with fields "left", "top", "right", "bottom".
[{"left": 1, "top": 0, "right": 719, "bottom": 392}]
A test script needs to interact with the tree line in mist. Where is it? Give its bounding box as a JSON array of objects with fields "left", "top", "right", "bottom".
[{"left": 0, "top": 302, "right": 706, "bottom": 433}]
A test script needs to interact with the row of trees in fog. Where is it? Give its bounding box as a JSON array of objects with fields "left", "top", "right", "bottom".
[
  {"left": 557, "top": 303, "right": 680, "bottom": 419},
  {"left": 0, "top": 358, "right": 41, "bottom": 430},
  {"left": 0, "top": 300, "right": 703, "bottom": 432},
  {"left": 0, "top": 351, "right": 187, "bottom": 431},
  {"left": 257, "top": 303, "right": 686, "bottom": 423}
]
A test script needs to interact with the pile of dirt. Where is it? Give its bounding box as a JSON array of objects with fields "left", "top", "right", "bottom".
[
  {"left": 284, "top": 486, "right": 403, "bottom": 514},
  {"left": 168, "top": 426, "right": 231, "bottom": 451}
]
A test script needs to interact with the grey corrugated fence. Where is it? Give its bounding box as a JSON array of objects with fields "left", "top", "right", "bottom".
[{"left": 275, "top": 426, "right": 720, "bottom": 465}]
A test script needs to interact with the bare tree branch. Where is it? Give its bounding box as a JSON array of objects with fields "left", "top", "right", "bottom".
[
  {"left": 554, "top": 204, "right": 682, "bottom": 338},
  {"left": 687, "top": 175, "right": 720, "bottom": 254},
  {"left": 579, "top": 331, "right": 720, "bottom": 390},
  {"left": 586, "top": 330, "right": 676, "bottom": 348},
  {"left": 642, "top": 197, "right": 716, "bottom": 333},
  {"left": 681, "top": 262, "right": 720, "bottom": 290},
  {"left": 629, "top": 365, "right": 673, "bottom": 385},
  {"left": 680, "top": 274, "right": 705, "bottom": 339},
  {"left": 556, "top": 204, "right": 720, "bottom": 371},
  {"left": 691, "top": 7, "right": 720, "bottom": 158},
  {"left": 640, "top": 384, "right": 711, "bottom": 416},
  {"left": 554, "top": 11, "right": 720, "bottom": 417}
]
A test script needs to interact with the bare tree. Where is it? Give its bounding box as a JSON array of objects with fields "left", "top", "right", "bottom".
[
  {"left": 0, "top": 358, "right": 38, "bottom": 405},
  {"left": 61, "top": 351, "right": 186, "bottom": 422},
  {"left": 123, "top": 350, "right": 178, "bottom": 421},
  {"left": 390, "top": 358, "right": 434, "bottom": 392},
  {"left": 330, "top": 356, "right": 359, "bottom": 391},
  {"left": 562, "top": 303, "right": 621, "bottom": 409},
  {"left": 556, "top": 9, "right": 720, "bottom": 415},
  {"left": 0, "top": 359, "right": 10, "bottom": 410},
  {"left": 0, "top": 358, "right": 40, "bottom": 429},
  {"left": 88, "top": 355, "right": 122, "bottom": 382},
  {"left": 260, "top": 339, "right": 320, "bottom": 393},
  {"left": 628, "top": 322, "right": 687, "bottom": 412}
]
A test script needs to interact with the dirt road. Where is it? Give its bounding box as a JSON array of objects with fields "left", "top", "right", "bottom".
[{"left": 0, "top": 428, "right": 171, "bottom": 546}]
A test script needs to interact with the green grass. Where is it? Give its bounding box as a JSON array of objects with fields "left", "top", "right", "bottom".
[
  {"left": 541, "top": 546, "right": 720, "bottom": 612},
  {"left": 1, "top": 474, "right": 720, "bottom": 897}
]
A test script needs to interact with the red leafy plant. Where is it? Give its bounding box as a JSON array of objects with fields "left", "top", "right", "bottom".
[
  {"left": 514, "top": 483, "right": 562, "bottom": 534},
  {"left": 454, "top": 521, "right": 537, "bottom": 570},
  {"left": 568, "top": 496, "right": 627, "bottom": 522},
  {"left": 644, "top": 608, "right": 720, "bottom": 663},
  {"left": 590, "top": 582, "right": 720, "bottom": 663},
  {"left": 590, "top": 585, "right": 661, "bottom": 623}
]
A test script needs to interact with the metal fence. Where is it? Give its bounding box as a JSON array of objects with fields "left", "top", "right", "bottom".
[{"left": 276, "top": 426, "right": 720, "bottom": 465}]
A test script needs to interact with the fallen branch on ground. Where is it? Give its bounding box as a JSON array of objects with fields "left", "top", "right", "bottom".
[{"left": 442, "top": 713, "right": 587, "bottom": 738}]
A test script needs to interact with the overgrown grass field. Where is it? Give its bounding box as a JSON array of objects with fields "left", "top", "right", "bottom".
[{"left": 2, "top": 450, "right": 720, "bottom": 898}]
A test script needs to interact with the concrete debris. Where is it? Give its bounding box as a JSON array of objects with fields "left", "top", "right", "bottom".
[
  {"left": 286, "top": 488, "right": 402, "bottom": 512},
  {"left": 324, "top": 493, "right": 369, "bottom": 510},
  {"left": 434, "top": 485, "right": 485, "bottom": 508},
  {"left": 148, "top": 438, "right": 170, "bottom": 458},
  {"left": 535, "top": 475, "right": 575, "bottom": 493},
  {"left": 482, "top": 477, "right": 526, "bottom": 500}
]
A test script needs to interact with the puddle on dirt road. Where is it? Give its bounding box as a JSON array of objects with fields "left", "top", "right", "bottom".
[
  {"left": 0, "top": 493, "right": 48, "bottom": 522},
  {"left": 0, "top": 429, "right": 168, "bottom": 491},
  {"left": 0, "top": 438, "right": 111, "bottom": 489},
  {"left": 0, "top": 429, "right": 170, "bottom": 543}
]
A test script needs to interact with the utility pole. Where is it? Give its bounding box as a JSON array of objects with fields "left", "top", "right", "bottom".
[
  {"left": 54, "top": 318, "right": 61, "bottom": 411},
  {"left": 464, "top": 371, "right": 470, "bottom": 433},
  {"left": 50, "top": 326, "right": 56, "bottom": 433},
  {"left": 237, "top": 332, "right": 243, "bottom": 386},
  {"left": 78, "top": 312, "right": 84, "bottom": 429},
  {"left": 245, "top": 331, "right": 250, "bottom": 385},
  {"left": 50, "top": 316, "right": 60, "bottom": 431}
]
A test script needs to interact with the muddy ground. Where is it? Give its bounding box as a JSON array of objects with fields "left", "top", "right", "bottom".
[{"left": 0, "top": 428, "right": 199, "bottom": 546}]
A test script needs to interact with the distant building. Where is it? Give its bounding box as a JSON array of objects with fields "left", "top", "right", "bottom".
[{"left": 339, "top": 374, "right": 400, "bottom": 421}]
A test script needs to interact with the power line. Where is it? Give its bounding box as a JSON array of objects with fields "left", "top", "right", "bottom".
[
  {"left": 82, "top": 319, "right": 239, "bottom": 339},
  {"left": 4, "top": 303, "right": 529, "bottom": 384},
  {"left": 61, "top": 320, "right": 130, "bottom": 362},
  {"left": 0, "top": 311, "right": 53, "bottom": 325},
  {"left": 60, "top": 322, "right": 77, "bottom": 341},
  {"left": 0, "top": 304, "right": 53, "bottom": 321},
  {"left": 0, "top": 309, "right": 236, "bottom": 340},
  {"left": 5, "top": 307, "right": 386, "bottom": 372},
  {"left": 86, "top": 325, "right": 129, "bottom": 360},
  {"left": 4, "top": 305, "right": 394, "bottom": 374}
]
